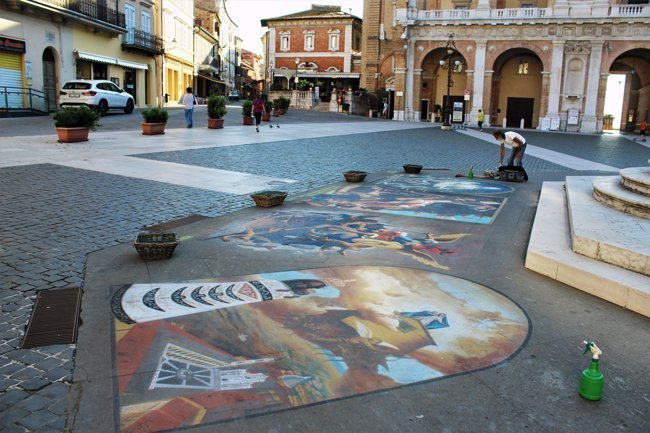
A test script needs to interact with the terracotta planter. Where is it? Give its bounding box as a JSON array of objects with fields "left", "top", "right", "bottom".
[
  {"left": 262, "top": 113, "right": 271, "bottom": 121},
  {"left": 273, "top": 110, "right": 280, "bottom": 117},
  {"left": 208, "top": 118, "right": 224, "bottom": 129},
  {"left": 56, "top": 127, "right": 89, "bottom": 143},
  {"left": 141, "top": 122, "right": 166, "bottom": 135},
  {"left": 243, "top": 116, "right": 254, "bottom": 125}
]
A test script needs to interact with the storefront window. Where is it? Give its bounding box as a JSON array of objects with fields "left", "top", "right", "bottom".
[
  {"left": 93, "top": 63, "right": 107, "bottom": 80},
  {"left": 76, "top": 61, "right": 92, "bottom": 79}
]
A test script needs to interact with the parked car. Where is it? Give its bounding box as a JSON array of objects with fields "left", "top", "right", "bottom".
[
  {"left": 228, "top": 91, "right": 240, "bottom": 101},
  {"left": 59, "top": 80, "right": 135, "bottom": 115}
]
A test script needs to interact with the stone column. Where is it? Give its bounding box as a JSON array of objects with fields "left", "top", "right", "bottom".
[
  {"left": 483, "top": 70, "right": 494, "bottom": 126},
  {"left": 471, "top": 41, "right": 487, "bottom": 126},
  {"left": 582, "top": 41, "right": 605, "bottom": 133},
  {"left": 394, "top": 67, "right": 407, "bottom": 120},
  {"left": 595, "top": 73, "right": 609, "bottom": 131},
  {"left": 539, "top": 71, "right": 551, "bottom": 125},
  {"left": 413, "top": 68, "right": 423, "bottom": 121},
  {"left": 403, "top": 41, "right": 416, "bottom": 121},
  {"left": 545, "top": 40, "right": 565, "bottom": 121}
]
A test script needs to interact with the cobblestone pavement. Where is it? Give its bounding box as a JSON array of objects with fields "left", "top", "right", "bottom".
[{"left": 0, "top": 111, "right": 648, "bottom": 433}]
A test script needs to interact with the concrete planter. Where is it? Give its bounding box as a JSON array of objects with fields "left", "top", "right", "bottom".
[
  {"left": 208, "top": 118, "right": 224, "bottom": 129},
  {"left": 141, "top": 122, "right": 166, "bottom": 135},
  {"left": 56, "top": 127, "right": 89, "bottom": 143}
]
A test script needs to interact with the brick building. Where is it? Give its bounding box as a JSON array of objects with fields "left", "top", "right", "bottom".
[
  {"left": 360, "top": 0, "right": 650, "bottom": 133},
  {"left": 261, "top": 4, "right": 362, "bottom": 100}
]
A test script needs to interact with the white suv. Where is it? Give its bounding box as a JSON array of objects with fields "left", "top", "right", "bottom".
[{"left": 59, "top": 80, "right": 135, "bottom": 114}]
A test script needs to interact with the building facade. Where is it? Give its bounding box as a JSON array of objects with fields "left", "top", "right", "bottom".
[
  {"left": 0, "top": 0, "right": 163, "bottom": 113},
  {"left": 361, "top": 0, "right": 650, "bottom": 133},
  {"left": 261, "top": 5, "right": 363, "bottom": 100}
]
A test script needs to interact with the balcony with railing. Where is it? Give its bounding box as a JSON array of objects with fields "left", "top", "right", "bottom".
[
  {"left": 395, "top": 5, "right": 649, "bottom": 24},
  {"left": 26, "top": 0, "right": 125, "bottom": 29},
  {"left": 121, "top": 29, "right": 164, "bottom": 55}
]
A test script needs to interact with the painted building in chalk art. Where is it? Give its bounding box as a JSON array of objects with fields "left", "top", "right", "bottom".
[{"left": 360, "top": 0, "right": 650, "bottom": 133}]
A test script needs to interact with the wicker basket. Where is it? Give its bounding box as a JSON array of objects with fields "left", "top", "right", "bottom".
[
  {"left": 343, "top": 171, "right": 368, "bottom": 182},
  {"left": 403, "top": 164, "right": 423, "bottom": 174},
  {"left": 250, "top": 190, "right": 288, "bottom": 207},
  {"left": 134, "top": 233, "right": 179, "bottom": 260}
]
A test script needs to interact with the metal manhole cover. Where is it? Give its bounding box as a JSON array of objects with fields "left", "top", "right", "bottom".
[{"left": 21, "top": 287, "right": 81, "bottom": 348}]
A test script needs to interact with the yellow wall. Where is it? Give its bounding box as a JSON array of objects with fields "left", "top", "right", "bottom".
[{"left": 496, "top": 56, "right": 543, "bottom": 127}]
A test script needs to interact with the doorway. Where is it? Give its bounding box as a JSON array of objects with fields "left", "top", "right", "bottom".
[
  {"left": 124, "top": 69, "right": 136, "bottom": 104},
  {"left": 506, "top": 97, "right": 534, "bottom": 128},
  {"left": 420, "top": 99, "right": 429, "bottom": 121},
  {"left": 42, "top": 48, "right": 57, "bottom": 111}
]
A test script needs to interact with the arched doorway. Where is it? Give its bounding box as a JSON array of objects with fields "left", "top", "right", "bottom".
[
  {"left": 491, "top": 49, "right": 543, "bottom": 129},
  {"left": 420, "top": 48, "right": 467, "bottom": 124},
  {"left": 42, "top": 48, "right": 57, "bottom": 112},
  {"left": 605, "top": 49, "right": 650, "bottom": 132}
]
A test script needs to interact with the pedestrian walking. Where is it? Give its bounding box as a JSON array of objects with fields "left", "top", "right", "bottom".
[
  {"left": 382, "top": 101, "right": 388, "bottom": 119},
  {"left": 253, "top": 94, "right": 265, "bottom": 133},
  {"left": 182, "top": 87, "right": 196, "bottom": 128},
  {"left": 477, "top": 109, "right": 484, "bottom": 131},
  {"left": 638, "top": 119, "right": 647, "bottom": 142},
  {"left": 493, "top": 130, "right": 527, "bottom": 167}
]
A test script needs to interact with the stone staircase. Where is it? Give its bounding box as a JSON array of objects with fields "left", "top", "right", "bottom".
[{"left": 525, "top": 167, "right": 650, "bottom": 317}]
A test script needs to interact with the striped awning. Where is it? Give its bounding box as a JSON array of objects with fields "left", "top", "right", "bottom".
[{"left": 74, "top": 50, "right": 149, "bottom": 70}]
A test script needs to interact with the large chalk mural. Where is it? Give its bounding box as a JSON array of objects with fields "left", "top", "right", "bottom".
[
  {"left": 373, "top": 175, "right": 514, "bottom": 195},
  {"left": 112, "top": 266, "right": 529, "bottom": 433},
  {"left": 214, "top": 210, "right": 469, "bottom": 270},
  {"left": 305, "top": 184, "right": 505, "bottom": 224}
]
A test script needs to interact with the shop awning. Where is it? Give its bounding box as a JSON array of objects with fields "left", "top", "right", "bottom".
[
  {"left": 197, "top": 72, "right": 225, "bottom": 84},
  {"left": 74, "top": 50, "right": 149, "bottom": 70}
]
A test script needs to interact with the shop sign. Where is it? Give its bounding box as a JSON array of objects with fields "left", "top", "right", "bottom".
[{"left": 0, "top": 36, "right": 26, "bottom": 53}]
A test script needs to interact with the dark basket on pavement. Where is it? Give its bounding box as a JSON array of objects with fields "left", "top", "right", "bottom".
[
  {"left": 250, "top": 190, "right": 288, "bottom": 207},
  {"left": 403, "top": 164, "right": 423, "bottom": 174},
  {"left": 134, "top": 233, "right": 179, "bottom": 260},
  {"left": 343, "top": 171, "right": 368, "bottom": 182}
]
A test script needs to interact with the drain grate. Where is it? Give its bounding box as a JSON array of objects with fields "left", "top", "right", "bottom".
[
  {"left": 144, "top": 214, "right": 209, "bottom": 233},
  {"left": 22, "top": 287, "right": 82, "bottom": 349}
]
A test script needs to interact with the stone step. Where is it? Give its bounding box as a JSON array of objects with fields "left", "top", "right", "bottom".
[
  {"left": 525, "top": 182, "right": 650, "bottom": 317},
  {"left": 620, "top": 166, "right": 650, "bottom": 196},
  {"left": 592, "top": 176, "right": 650, "bottom": 219},
  {"left": 566, "top": 176, "right": 650, "bottom": 276}
]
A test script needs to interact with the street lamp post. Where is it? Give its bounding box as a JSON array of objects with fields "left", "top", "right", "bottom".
[
  {"left": 294, "top": 57, "right": 300, "bottom": 90},
  {"left": 439, "top": 34, "right": 460, "bottom": 128}
]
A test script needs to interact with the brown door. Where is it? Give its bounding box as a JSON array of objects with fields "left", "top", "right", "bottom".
[{"left": 42, "top": 48, "right": 57, "bottom": 111}]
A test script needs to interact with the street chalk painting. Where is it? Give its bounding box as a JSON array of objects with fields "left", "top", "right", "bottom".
[
  {"left": 112, "top": 266, "right": 529, "bottom": 433},
  {"left": 374, "top": 175, "right": 514, "bottom": 195},
  {"left": 214, "top": 210, "right": 469, "bottom": 270},
  {"left": 305, "top": 184, "right": 505, "bottom": 224}
]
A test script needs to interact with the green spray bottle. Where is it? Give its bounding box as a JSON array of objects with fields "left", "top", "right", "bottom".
[
  {"left": 468, "top": 165, "right": 474, "bottom": 179},
  {"left": 579, "top": 341, "right": 604, "bottom": 401}
]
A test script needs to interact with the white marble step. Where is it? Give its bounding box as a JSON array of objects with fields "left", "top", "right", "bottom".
[
  {"left": 525, "top": 182, "right": 649, "bottom": 317},
  {"left": 620, "top": 166, "right": 650, "bottom": 196},
  {"left": 592, "top": 176, "right": 650, "bottom": 219},
  {"left": 566, "top": 176, "right": 650, "bottom": 276}
]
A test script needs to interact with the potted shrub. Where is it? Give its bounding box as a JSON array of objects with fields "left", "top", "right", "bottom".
[
  {"left": 279, "top": 96, "right": 291, "bottom": 113},
  {"left": 273, "top": 98, "right": 281, "bottom": 116},
  {"left": 207, "top": 94, "right": 227, "bottom": 129},
  {"left": 242, "top": 99, "right": 254, "bottom": 125},
  {"left": 53, "top": 106, "right": 100, "bottom": 143},
  {"left": 263, "top": 100, "right": 273, "bottom": 121},
  {"left": 141, "top": 107, "right": 169, "bottom": 135}
]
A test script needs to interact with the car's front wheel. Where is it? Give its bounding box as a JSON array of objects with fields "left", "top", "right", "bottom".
[
  {"left": 97, "top": 99, "right": 109, "bottom": 116},
  {"left": 124, "top": 99, "right": 134, "bottom": 114}
]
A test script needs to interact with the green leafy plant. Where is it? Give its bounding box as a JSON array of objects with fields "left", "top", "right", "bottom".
[
  {"left": 141, "top": 107, "right": 169, "bottom": 123},
  {"left": 241, "top": 99, "right": 253, "bottom": 117},
  {"left": 264, "top": 100, "right": 273, "bottom": 113},
  {"left": 53, "top": 106, "right": 100, "bottom": 130},
  {"left": 279, "top": 96, "right": 291, "bottom": 110},
  {"left": 273, "top": 98, "right": 281, "bottom": 110},
  {"left": 207, "top": 95, "right": 227, "bottom": 119}
]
